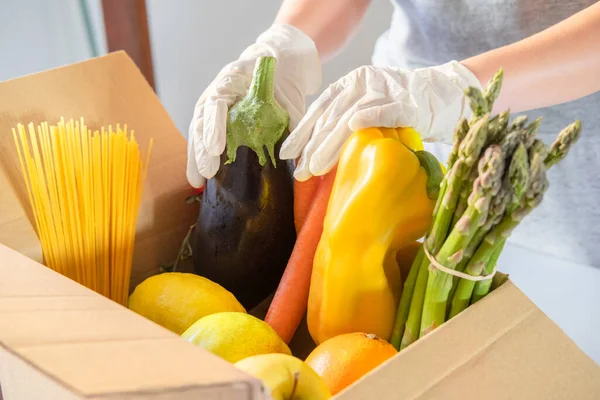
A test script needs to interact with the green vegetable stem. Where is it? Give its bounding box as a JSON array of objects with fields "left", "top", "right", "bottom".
[{"left": 225, "top": 56, "right": 289, "bottom": 167}]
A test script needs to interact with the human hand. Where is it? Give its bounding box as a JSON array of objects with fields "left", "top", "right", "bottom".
[
  {"left": 186, "top": 24, "right": 322, "bottom": 188},
  {"left": 279, "top": 61, "right": 482, "bottom": 181}
]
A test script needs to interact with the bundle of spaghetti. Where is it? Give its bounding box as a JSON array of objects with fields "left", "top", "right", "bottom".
[{"left": 12, "top": 118, "right": 153, "bottom": 305}]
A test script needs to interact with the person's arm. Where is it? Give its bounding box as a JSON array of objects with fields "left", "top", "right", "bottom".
[
  {"left": 274, "top": 0, "right": 372, "bottom": 60},
  {"left": 462, "top": 2, "right": 600, "bottom": 114}
]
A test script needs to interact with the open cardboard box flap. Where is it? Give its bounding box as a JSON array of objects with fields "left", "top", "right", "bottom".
[
  {"left": 0, "top": 51, "right": 198, "bottom": 290},
  {"left": 0, "top": 244, "right": 263, "bottom": 399},
  {"left": 1, "top": 52, "right": 599, "bottom": 399}
]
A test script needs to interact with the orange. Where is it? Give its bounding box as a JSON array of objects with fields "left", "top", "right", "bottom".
[{"left": 305, "top": 332, "right": 397, "bottom": 395}]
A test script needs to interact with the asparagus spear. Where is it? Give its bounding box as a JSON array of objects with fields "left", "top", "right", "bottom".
[
  {"left": 399, "top": 251, "right": 430, "bottom": 349},
  {"left": 529, "top": 138, "right": 548, "bottom": 162},
  {"left": 440, "top": 120, "right": 470, "bottom": 226},
  {"left": 506, "top": 143, "right": 532, "bottom": 212},
  {"left": 499, "top": 118, "right": 540, "bottom": 159},
  {"left": 392, "top": 119, "right": 488, "bottom": 349},
  {"left": 509, "top": 115, "right": 528, "bottom": 131},
  {"left": 449, "top": 144, "right": 529, "bottom": 317},
  {"left": 445, "top": 137, "right": 523, "bottom": 290},
  {"left": 447, "top": 118, "right": 470, "bottom": 169},
  {"left": 460, "top": 117, "right": 540, "bottom": 245},
  {"left": 395, "top": 116, "right": 491, "bottom": 346},
  {"left": 522, "top": 117, "right": 543, "bottom": 149},
  {"left": 392, "top": 70, "right": 507, "bottom": 350},
  {"left": 395, "top": 118, "right": 491, "bottom": 349},
  {"left": 420, "top": 145, "right": 505, "bottom": 337},
  {"left": 439, "top": 117, "right": 545, "bottom": 316},
  {"left": 465, "top": 69, "right": 504, "bottom": 122},
  {"left": 455, "top": 163, "right": 515, "bottom": 270},
  {"left": 545, "top": 121, "right": 582, "bottom": 168},
  {"left": 452, "top": 109, "right": 516, "bottom": 228},
  {"left": 487, "top": 109, "right": 511, "bottom": 145},
  {"left": 448, "top": 70, "right": 503, "bottom": 173},
  {"left": 470, "top": 241, "right": 505, "bottom": 304},
  {"left": 390, "top": 247, "right": 424, "bottom": 349},
  {"left": 408, "top": 74, "right": 502, "bottom": 338},
  {"left": 452, "top": 167, "right": 478, "bottom": 227},
  {"left": 426, "top": 116, "right": 490, "bottom": 251},
  {"left": 445, "top": 178, "right": 512, "bottom": 316},
  {"left": 393, "top": 117, "right": 491, "bottom": 350},
  {"left": 472, "top": 120, "right": 581, "bottom": 301},
  {"left": 465, "top": 87, "right": 488, "bottom": 122},
  {"left": 482, "top": 69, "right": 504, "bottom": 112},
  {"left": 471, "top": 142, "right": 548, "bottom": 301}
]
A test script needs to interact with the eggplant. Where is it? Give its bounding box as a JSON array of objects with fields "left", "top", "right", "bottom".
[{"left": 192, "top": 56, "right": 296, "bottom": 310}]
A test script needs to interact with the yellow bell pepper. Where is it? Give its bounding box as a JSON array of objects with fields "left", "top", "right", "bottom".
[{"left": 307, "top": 127, "right": 443, "bottom": 345}]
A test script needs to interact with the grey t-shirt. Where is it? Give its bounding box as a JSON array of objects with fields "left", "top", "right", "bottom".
[{"left": 372, "top": 0, "right": 600, "bottom": 268}]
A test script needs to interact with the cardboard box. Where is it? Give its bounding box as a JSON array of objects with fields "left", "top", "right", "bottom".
[{"left": 1, "top": 52, "right": 599, "bottom": 399}]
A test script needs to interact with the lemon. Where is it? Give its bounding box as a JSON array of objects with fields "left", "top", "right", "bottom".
[
  {"left": 235, "top": 354, "right": 331, "bottom": 399},
  {"left": 182, "top": 312, "right": 291, "bottom": 363},
  {"left": 128, "top": 272, "right": 246, "bottom": 335}
]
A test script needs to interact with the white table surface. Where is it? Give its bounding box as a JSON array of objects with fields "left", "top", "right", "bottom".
[{"left": 498, "top": 242, "right": 600, "bottom": 365}]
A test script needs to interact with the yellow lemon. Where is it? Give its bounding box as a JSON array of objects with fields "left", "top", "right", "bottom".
[
  {"left": 128, "top": 272, "right": 245, "bottom": 335},
  {"left": 235, "top": 353, "right": 331, "bottom": 400},
  {"left": 182, "top": 312, "right": 291, "bottom": 363}
]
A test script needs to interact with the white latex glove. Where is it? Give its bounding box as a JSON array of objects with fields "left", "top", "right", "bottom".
[
  {"left": 186, "top": 24, "right": 322, "bottom": 188},
  {"left": 279, "top": 61, "right": 483, "bottom": 181}
]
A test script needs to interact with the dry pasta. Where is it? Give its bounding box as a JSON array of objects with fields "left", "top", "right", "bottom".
[{"left": 12, "top": 118, "right": 153, "bottom": 305}]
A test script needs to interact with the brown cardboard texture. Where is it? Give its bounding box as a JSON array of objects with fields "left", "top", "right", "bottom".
[
  {"left": 0, "top": 244, "right": 263, "bottom": 399},
  {"left": 0, "top": 51, "right": 198, "bottom": 290},
  {"left": 1, "top": 52, "right": 599, "bottom": 400}
]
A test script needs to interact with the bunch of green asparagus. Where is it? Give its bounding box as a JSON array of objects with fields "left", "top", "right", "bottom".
[{"left": 390, "top": 69, "right": 582, "bottom": 351}]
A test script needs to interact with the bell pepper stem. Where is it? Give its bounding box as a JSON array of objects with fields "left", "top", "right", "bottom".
[
  {"left": 414, "top": 150, "right": 444, "bottom": 200},
  {"left": 400, "top": 253, "right": 430, "bottom": 350}
]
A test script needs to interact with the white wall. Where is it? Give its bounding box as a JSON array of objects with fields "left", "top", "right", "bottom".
[
  {"left": 0, "top": 0, "right": 106, "bottom": 82},
  {"left": 0, "top": 0, "right": 392, "bottom": 136}
]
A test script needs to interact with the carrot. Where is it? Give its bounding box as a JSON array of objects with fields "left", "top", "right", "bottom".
[
  {"left": 293, "top": 176, "right": 322, "bottom": 233},
  {"left": 265, "top": 167, "right": 337, "bottom": 343}
]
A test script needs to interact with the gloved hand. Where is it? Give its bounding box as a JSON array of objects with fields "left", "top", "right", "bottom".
[
  {"left": 187, "top": 24, "right": 322, "bottom": 188},
  {"left": 279, "top": 61, "right": 483, "bottom": 181}
]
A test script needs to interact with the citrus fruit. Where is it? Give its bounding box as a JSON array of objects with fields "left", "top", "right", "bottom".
[
  {"left": 182, "top": 312, "right": 291, "bottom": 363},
  {"left": 128, "top": 272, "right": 245, "bottom": 335},
  {"left": 305, "top": 332, "right": 397, "bottom": 395},
  {"left": 235, "top": 353, "right": 331, "bottom": 399}
]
